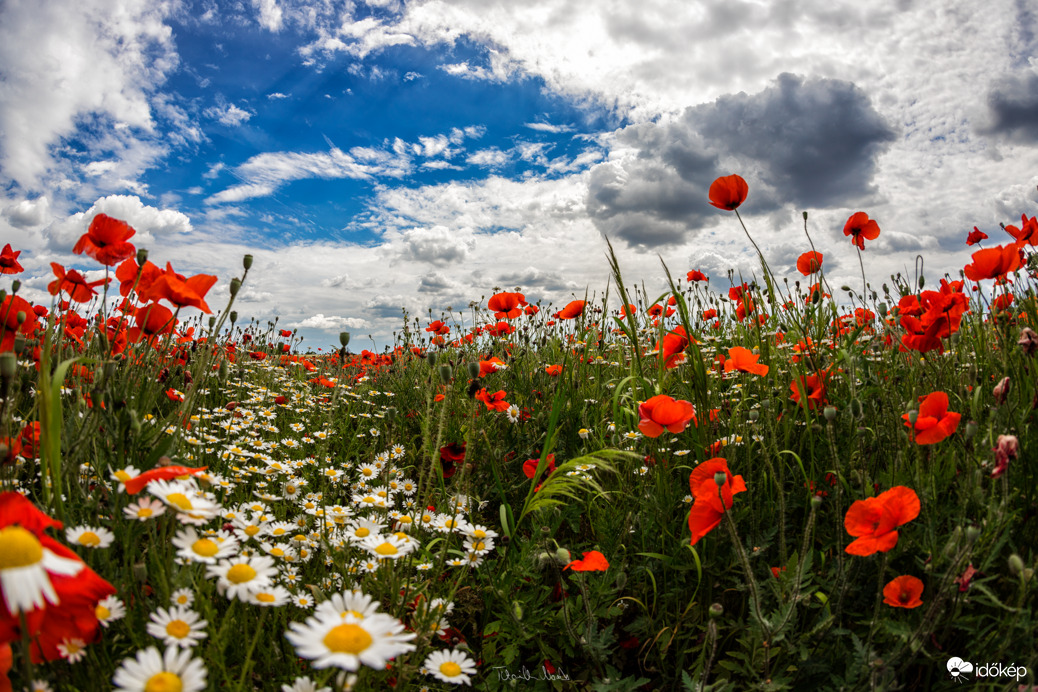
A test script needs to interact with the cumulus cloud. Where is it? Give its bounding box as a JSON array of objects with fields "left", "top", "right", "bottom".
[
  {"left": 397, "top": 226, "right": 473, "bottom": 265},
  {"left": 296, "top": 314, "right": 369, "bottom": 330},
  {"left": 206, "top": 104, "right": 253, "bottom": 127},
  {"left": 586, "top": 74, "right": 896, "bottom": 250},
  {"left": 47, "top": 195, "right": 192, "bottom": 250},
  {"left": 2, "top": 197, "right": 51, "bottom": 228}
]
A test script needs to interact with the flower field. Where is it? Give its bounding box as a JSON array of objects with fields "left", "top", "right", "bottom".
[{"left": 1, "top": 176, "right": 1037, "bottom": 691}]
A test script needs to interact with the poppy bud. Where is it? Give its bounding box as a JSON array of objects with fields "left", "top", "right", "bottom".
[
  {"left": 466, "top": 362, "right": 480, "bottom": 379},
  {"left": 438, "top": 365, "right": 452, "bottom": 384},
  {"left": 943, "top": 527, "right": 962, "bottom": 558},
  {"left": 136, "top": 248, "right": 149, "bottom": 265},
  {"left": 1018, "top": 328, "right": 1038, "bottom": 356},
  {"left": 748, "top": 409, "right": 759, "bottom": 422},
  {"left": 849, "top": 398, "right": 863, "bottom": 418},
  {"left": 10, "top": 280, "right": 19, "bottom": 294},
  {"left": 965, "top": 526, "right": 981, "bottom": 543},
  {"left": 208, "top": 316, "right": 216, "bottom": 329},
  {"left": 810, "top": 494, "right": 823, "bottom": 509},
  {"left": 555, "top": 547, "right": 571, "bottom": 564},
  {"left": 339, "top": 332, "right": 350, "bottom": 347},
  {"left": 840, "top": 285, "right": 852, "bottom": 293},
  {"left": 709, "top": 603, "right": 724, "bottom": 619},
  {"left": 104, "top": 360, "right": 117, "bottom": 381},
  {"left": 993, "top": 377, "right": 1011, "bottom": 404},
  {"left": 230, "top": 277, "right": 242, "bottom": 296},
  {"left": 918, "top": 275, "right": 925, "bottom": 289},
  {"left": 15, "top": 311, "right": 25, "bottom": 326},
  {"left": 229, "top": 311, "right": 238, "bottom": 325},
  {"left": 823, "top": 406, "right": 837, "bottom": 421},
  {"left": 1008, "top": 553, "right": 1025, "bottom": 577},
  {"left": 13, "top": 335, "right": 26, "bottom": 357},
  {"left": 243, "top": 254, "right": 254, "bottom": 270},
  {"left": 965, "top": 421, "right": 978, "bottom": 439},
  {"left": 0, "top": 352, "right": 15, "bottom": 379},
  {"left": 802, "top": 211, "right": 808, "bottom": 221},
  {"left": 878, "top": 302, "right": 888, "bottom": 318},
  {"left": 218, "top": 359, "right": 229, "bottom": 381},
  {"left": 906, "top": 410, "right": 918, "bottom": 425}
]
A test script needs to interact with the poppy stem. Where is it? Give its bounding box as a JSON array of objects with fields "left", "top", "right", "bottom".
[{"left": 857, "top": 246, "right": 868, "bottom": 306}]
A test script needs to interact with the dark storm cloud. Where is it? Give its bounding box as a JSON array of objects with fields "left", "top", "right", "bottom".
[
  {"left": 982, "top": 73, "right": 1038, "bottom": 141},
  {"left": 587, "top": 73, "right": 897, "bottom": 250}
]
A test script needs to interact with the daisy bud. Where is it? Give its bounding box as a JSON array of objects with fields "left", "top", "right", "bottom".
[
  {"left": 229, "top": 277, "right": 242, "bottom": 296},
  {"left": 709, "top": 603, "right": 724, "bottom": 619},
  {"left": 823, "top": 406, "right": 837, "bottom": 421},
  {"left": 1008, "top": 553, "right": 1025, "bottom": 577},
  {"left": 439, "top": 365, "right": 452, "bottom": 384},
  {"left": 10, "top": 280, "right": 19, "bottom": 294},
  {"left": 243, "top": 254, "right": 254, "bottom": 270},
  {"left": 467, "top": 361, "right": 480, "bottom": 379}
]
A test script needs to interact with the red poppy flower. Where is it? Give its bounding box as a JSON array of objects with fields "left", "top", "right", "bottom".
[
  {"left": 122, "top": 465, "right": 208, "bottom": 495},
  {"left": 439, "top": 443, "right": 466, "bottom": 479},
  {"left": 18, "top": 422, "right": 41, "bottom": 460},
  {"left": 638, "top": 395, "right": 696, "bottom": 437},
  {"left": 617, "top": 303, "right": 637, "bottom": 317},
  {"left": 73, "top": 214, "right": 137, "bottom": 266},
  {"left": 963, "top": 243, "right": 1025, "bottom": 282},
  {"left": 708, "top": 174, "right": 748, "bottom": 211},
  {"left": 126, "top": 302, "right": 176, "bottom": 345},
  {"left": 844, "top": 486, "right": 920, "bottom": 556},
  {"left": 145, "top": 263, "right": 218, "bottom": 313},
  {"left": 523, "top": 304, "right": 540, "bottom": 316},
  {"left": 554, "top": 300, "right": 587, "bottom": 320},
  {"left": 790, "top": 370, "right": 829, "bottom": 411},
  {"left": 0, "top": 295, "right": 38, "bottom": 352},
  {"left": 883, "top": 575, "right": 924, "bottom": 608},
  {"left": 488, "top": 292, "right": 527, "bottom": 319},
  {"left": 687, "top": 457, "right": 747, "bottom": 545},
  {"left": 115, "top": 257, "right": 166, "bottom": 299},
  {"left": 1004, "top": 214, "right": 1038, "bottom": 246},
  {"left": 796, "top": 251, "right": 823, "bottom": 276},
  {"left": 279, "top": 329, "right": 293, "bottom": 338},
  {"left": 902, "top": 391, "right": 960, "bottom": 445},
  {"left": 475, "top": 388, "right": 510, "bottom": 411},
  {"left": 47, "top": 263, "right": 109, "bottom": 303},
  {"left": 0, "top": 245, "right": 22, "bottom": 274},
  {"left": 687, "top": 270, "right": 707, "bottom": 282},
  {"left": 485, "top": 321, "right": 515, "bottom": 337},
  {"left": 564, "top": 550, "right": 609, "bottom": 572},
  {"left": 523, "top": 453, "right": 555, "bottom": 480},
  {"left": 479, "top": 357, "right": 506, "bottom": 377},
  {"left": 544, "top": 364, "right": 562, "bottom": 376},
  {"left": 658, "top": 326, "right": 690, "bottom": 368},
  {"left": 843, "top": 212, "right": 881, "bottom": 251},
  {"left": 723, "top": 346, "right": 769, "bottom": 376},
  {"left": 966, "top": 227, "right": 987, "bottom": 246},
  {"left": 702, "top": 308, "right": 717, "bottom": 321},
  {"left": 425, "top": 320, "right": 450, "bottom": 335}
]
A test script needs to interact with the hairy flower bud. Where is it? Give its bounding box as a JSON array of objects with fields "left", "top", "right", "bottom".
[
  {"left": 1008, "top": 553, "right": 1025, "bottom": 577},
  {"left": 993, "top": 376, "right": 1011, "bottom": 404}
]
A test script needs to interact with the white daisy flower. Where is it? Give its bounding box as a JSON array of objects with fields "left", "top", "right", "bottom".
[
  {"left": 292, "top": 593, "right": 315, "bottom": 609},
  {"left": 95, "top": 595, "right": 127, "bottom": 627},
  {"left": 248, "top": 584, "right": 292, "bottom": 607},
  {"left": 282, "top": 677, "right": 331, "bottom": 692},
  {"left": 206, "top": 555, "right": 277, "bottom": 602},
  {"left": 170, "top": 588, "right": 195, "bottom": 607},
  {"left": 172, "top": 528, "right": 239, "bottom": 564},
  {"left": 65, "top": 525, "right": 115, "bottom": 549},
  {"left": 422, "top": 648, "right": 478, "bottom": 685},
  {"left": 0, "top": 525, "right": 84, "bottom": 614},
  {"left": 284, "top": 611, "right": 416, "bottom": 671},
  {"left": 360, "top": 534, "right": 415, "bottom": 561},
  {"left": 57, "top": 637, "right": 88, "bottom": 663},
  {"left": 112, "top": 645, "right": 207, "bottom": 692},
  {"left": 123, "top": 497, "right": 167, "bottom": 521},
  {"left": 147, "top": 480, "right": 221, "bottom": 525},
  {"left": 147, "top": 605, "right": 208, "bottom": 648},
  {"left": 109, "top": 465, "right": 142, "bottom": 492},
  {"left": 315, "top": 591, "right": 382, "bottom": 621}
]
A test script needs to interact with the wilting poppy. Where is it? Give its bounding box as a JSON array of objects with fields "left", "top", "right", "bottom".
[
  {"left": 902, "top": 391, "right": 960, "bottom": 445},
  {"left": 966, "top": 227, "right": 987, "bottom": 246},
  {"left": 883, "top": 575, "right": 924, "bottom": 608},
  {"left": 843, "top": 212, "right": 881, "bottom": 251},
  {"left": 687, "top": 457, "right": 746, "bottom": 545},
  {"left": 708, "top": 174, "right": 748, "bottom": 211},
  {"left": 554, "top": 300, "right": 587, "bottom": 320},
  {"left": 564, "top": 550, "right": 609, "bottom": 572},
  {"left": 796, "top": 251, "right": 823, "bottom": 276},
  {"left": 844, "top": 486, "right": 920, "bottom": 556},
  {"left": 0, "top": 244, "right": 23, "bottom": 274},
  {"left": 47, "top": 264, "right": 109, "bottom": 303},
  {"left": 488, "top": 292, "right": 527, "bottom": 319},
  {"left": 73, "top": 214, "right": 137, "bottom": 266},
  {"left": 638, "top": 395, "right": 696, "bottom": 437},
  {"left": 963, "top": 243, "right": 1025, "bottom": 282},
  {"left": 723, "top": 346, "right": 769, "bottom": 376}
]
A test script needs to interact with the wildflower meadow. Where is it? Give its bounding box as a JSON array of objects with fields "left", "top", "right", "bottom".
[{"left": 2, "top": 174, "right": 1037, "bottom": 691}]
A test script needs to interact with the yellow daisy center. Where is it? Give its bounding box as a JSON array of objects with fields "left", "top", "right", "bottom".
[
  {"left": 270, "top": 547, "right": 284, "bottom": 557},
  {"left": 271, "top": 528, "right": 286, "bottom": 536},
  {"left": 77, "top": 531, "right": 101, "bottom": 546},
  {"left": 473, "top": 541, "right": 486, "bottom": 551},
  {"left": 354, "top": 527, "right": 370, "bottom": 538},
  {"left": 95, "top": 604, "right": 111, "bottom": 620},
  {"left": 440, "top": 661, "right": 463, "bottom": 677},
  {"left": 166, "top": 493, "right": 193, "bottom": 510},
  {"left": 166, "top": 620, "right": 191, "bottom": 639},
  {"left": 244, "top": 525, "right": 261, "bottom": 537},
  {"left": 472, "top": 529, "right": 486, "bottom": 538},
  {"left": 114, "top": 470, "right": 131, "bottom": 482},
  {"left": 144, "top": 671, "right": 182, "bottom": 692},
  {"left": 192, "top": 538, "right": 218, "bottom": 557},
  {"left": 226, "top": 564, "right": 257, "bottom": 584},
  {"left": 0, "top": 526, "right": 43, "bottom": 569},
  {"left": 375, "top": 542, "right": 398, "bottom": 556},
  {"left": 323, "top": 623, "right": 372, "bottom": 654},
  {"left": 255, "top": 592, "right": 276, "bottom": 603},
  {"left": 137, "top": 507, "right": 154, "bottom": 518}
]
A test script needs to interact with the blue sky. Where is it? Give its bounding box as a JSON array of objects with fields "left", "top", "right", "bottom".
[{"left": 2, "top": 0, "right": 1037, "bottom": 350}]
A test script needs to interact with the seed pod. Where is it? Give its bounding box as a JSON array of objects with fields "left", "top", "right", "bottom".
[
  {"left": 438, "top": 365, "right": 452, "bottom": 384},
  {"left": 229, "top": 278, "right": 242, "bottom": 296},
  {"left": 339, "top": 332, "right": 351, "bottom": 347},
  {"left": 243, "top": 254, "right": 254, "bottom": 270}
]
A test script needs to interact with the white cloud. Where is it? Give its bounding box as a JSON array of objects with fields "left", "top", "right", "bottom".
[
  {"left": 48, "top": 194, "right": 192, "bottom": 250},
  {"left": 525, "top": 122, "right": 574, "bottom": 133},
  {"left": 252, "top": 0, "right": 284, "bottom": 32},
  {"left": 2, "top": 197, "right": 51, "bottom": 228},
  {"left": 267, "top": 92, "right": 289, "bottom": 100},
  {"left": 467, "top": 148, "right": 510, "bottom": 168},
  {"left": 206, "top": 104, "right": 253, "bottom": 127}
]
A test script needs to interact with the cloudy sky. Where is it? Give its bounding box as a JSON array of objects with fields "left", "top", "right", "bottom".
[{"left": 2, "top": 0, "right": 1037, "bottom": 350}]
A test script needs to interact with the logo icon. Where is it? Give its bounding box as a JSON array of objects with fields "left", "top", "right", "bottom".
[{"left": 947, "top": 657, "right": 973, "bottom": 682}]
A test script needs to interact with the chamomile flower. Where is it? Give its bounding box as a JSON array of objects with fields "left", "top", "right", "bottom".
[
  {"left": 95, "top": 595, "right": 127, "bottom": 627},
  {"left": 361, "top": 534, "right": 415, "bottom": 561},
  {"left": 66, "top": 525, "right": 115, "bottom": 549},
  {"left": 147, "top": 606, "right": 208, "bottom": 648},
  {"left": 284, "top": 611, "right": 416, "bottom": 671},
  {"left": 123, "top": 497, "right": 167, "bottom": 521},
  {"left": 463, "top": 537, "right": 495, "bottom": 554},
  {"left": 206, "top": 555, "right": 277, "bottom": 602},
  {"left": 170, "top": 588, "right": 194, "bottom": 607},
  {"left": 416, "top": 562, "right": 433, "bottom": 572},
  {"left": 248, "top": 584, "right": 292, "bottom": 607},
  {"left": 148, "top": 480, "right": 221, "bottom": 525},
  {"left": 506, "top": 405, "right": 520, "bottom": 423},
  {"left": 0, "top": 525, "right": 84, "bottom": 614},
  {"left": 112, "top": 645, "right": 207, "bottom": 692},
  {"left": 57, "top": 637, "right": 88, "bottom": 663},
  {"left": 423, "top": 648, "right": 478, "bottom": 685},
  {"left": 109, "top": 465, "right": 142, "bottom": 492},
  {"left": 462, "top": 524, "right": 499, "bottom": 541},
  {"left": 282, "top": 677, "right": 331, "bottom": 692},
  {"left": 172, "top": 528, "right": 239, "bottom": 564},
  {"left": 292, "top": 593, "right": 315, "bottom": 609},
  {"left": 315, "top": 590, "right": 382, "bottom": 621}
]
